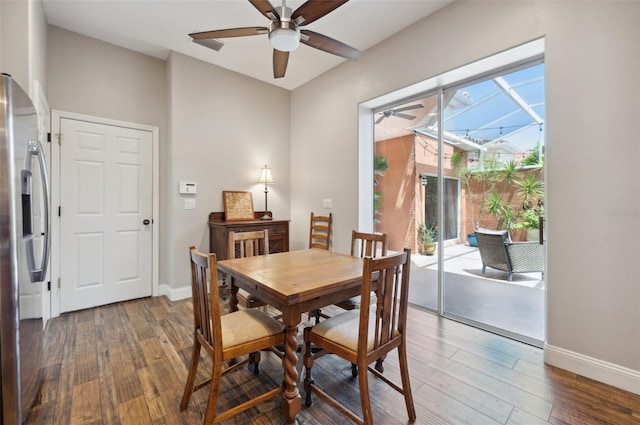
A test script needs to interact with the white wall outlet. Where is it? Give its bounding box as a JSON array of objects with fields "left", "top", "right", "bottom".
[
  {"left": 323, "top": 198, "right": 333, "bottom": 209},
  {"left": 184, "top": 198, "right": 196, "bottom": 210}
]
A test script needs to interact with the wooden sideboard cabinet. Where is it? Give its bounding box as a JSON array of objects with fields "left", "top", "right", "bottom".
[{"left": 208, "top": 211, "right": 290, "bottom": 260}]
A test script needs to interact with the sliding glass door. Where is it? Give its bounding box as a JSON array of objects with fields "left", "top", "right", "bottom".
[
  {"left": 440, "top": 63, "right": 546, "bottom": 345},
  {"left": 374, "top": 61, "right": 546, "bottom": 346}
]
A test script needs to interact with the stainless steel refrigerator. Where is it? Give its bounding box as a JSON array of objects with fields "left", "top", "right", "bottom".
[{"left": 0, "top": 74, "right": 50, "bottom": 424}]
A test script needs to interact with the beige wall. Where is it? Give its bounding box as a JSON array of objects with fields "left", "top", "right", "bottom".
[
  {"left": 291, "top": 1, "right": 640, "bottom": 389},
  {"left": 165, "top": 51, "right": 290, "bottom": 291},
  {"left": 47, "top": 26, "right": 166, "bottom": 128},
  {"left": 1, "top": 0, "right": 47, "bottom": 94},
  {"left": 47, "top": 28, "right": 291, "bottom": 294},
  {"left": 1, "top": 0, "right": 29, "bottom": 88}
]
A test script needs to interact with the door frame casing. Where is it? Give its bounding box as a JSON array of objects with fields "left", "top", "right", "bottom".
[{"left": 50, "top": 110, "right": 159, "bottom": 318}]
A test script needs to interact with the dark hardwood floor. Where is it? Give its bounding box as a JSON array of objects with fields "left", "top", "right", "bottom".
[{"left": 26, "top": 296, "right": 640, "bottom": 424}]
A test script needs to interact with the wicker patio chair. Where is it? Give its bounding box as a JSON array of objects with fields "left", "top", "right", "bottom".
[{"left": 475, "top": 228, "right": 544, "bottom": 282}]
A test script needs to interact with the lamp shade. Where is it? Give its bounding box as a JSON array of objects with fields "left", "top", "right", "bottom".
[{"left": 258, "top": 166, "right": 274, "bottom": 184}]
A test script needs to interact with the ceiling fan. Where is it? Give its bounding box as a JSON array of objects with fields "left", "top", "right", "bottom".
[
  {"left": 189, "top": 0, "right": 363, "bottom": 79},
  {"left": 375, "top": 104, "right": 424, "bottom": 124}
]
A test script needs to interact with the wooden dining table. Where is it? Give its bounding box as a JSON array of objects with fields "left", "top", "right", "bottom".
[{"left": 217, "top": 248, "right": 365, "bottom": 425}]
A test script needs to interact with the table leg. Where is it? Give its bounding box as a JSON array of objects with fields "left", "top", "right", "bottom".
[
  {"left": 281, "top": 323, "right": 301, "bottom": 424},
  {"left": 227, "top": 280, "right": 239, "bottom": 367},
  {"left": 228, "top": 279, "right": 239, "bottom": 312}
]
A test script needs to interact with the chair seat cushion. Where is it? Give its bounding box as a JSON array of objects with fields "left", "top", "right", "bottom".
[
  {"left": 221, "top": 309, "right": 283, "bottom": 349},
  {"left": 310, "top": 310, "right": 376, "bottom": 352}
]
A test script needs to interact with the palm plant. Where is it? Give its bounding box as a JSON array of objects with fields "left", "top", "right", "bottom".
[
  {"left": 499, "top": 160, "right": 518, "bottom": 197},
  {"left": 471, "top": 154, "right": 506, "bottom": 230},
  {"left": 484, "top": 160, "right": 518, "bottom": 230},
  {"left": 511, "top": 171, "right": 545, "bottom": 238},
  {"left": 486, "top": 190, "right": 517, "bottom": 230},
  {"left": 514, "top": 173, "right": 544, "bottom": 210}
]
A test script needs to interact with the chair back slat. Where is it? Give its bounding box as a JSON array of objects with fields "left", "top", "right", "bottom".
[
  {"left": 309, "top": 212, "right": 332, "bottom": 250},
  {"left": 475, "top": 228, "right": 512, "bottom": 271},
  {"left": 189, "top": 247, "right": 222, "bottom": 351},
  {"left": 359, "top": 249, "right": 411, "bottom": 352},
  {"left": 228, "top": 230, "right": 270, "bottom": 259},
  {"left": 350, "top": 231, "right": 388, "bottom": 258}
]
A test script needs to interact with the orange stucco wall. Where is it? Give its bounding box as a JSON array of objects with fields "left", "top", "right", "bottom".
[
  {"left": 374, "top": 135, "right": 419, "bottom": 253},
  {"left": 375, "top": 133, "right": 544, "bottom": 251},
  {"left": 375, "top": 134, "right": 459, "bottom": 252}
]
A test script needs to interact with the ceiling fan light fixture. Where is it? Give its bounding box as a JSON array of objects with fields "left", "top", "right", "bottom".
[
  {"left": 190, "top": 0, "right": 360, "bottom": 79},
  {"left": 269, "top": 27, "right": 300, "bottom": 52}
]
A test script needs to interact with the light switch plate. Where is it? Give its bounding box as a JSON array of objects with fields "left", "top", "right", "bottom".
[
  {"left": 184, "top": 198, "right": 196, "bottom": 210},
  {"left": 323, "top": 198, "right": 333, "bottom": 209}
]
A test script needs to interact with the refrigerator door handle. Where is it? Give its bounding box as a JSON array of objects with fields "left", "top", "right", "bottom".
[{"left": 22, "top": 139, "right": 50, "bottom": 283}]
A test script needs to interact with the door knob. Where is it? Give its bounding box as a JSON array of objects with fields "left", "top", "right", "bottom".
[{"left": 143, "top": 219, "right": 150, "bottom": 225}]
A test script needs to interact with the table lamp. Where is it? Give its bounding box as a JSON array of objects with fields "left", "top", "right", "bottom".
[{"left": 258, "top": 165, "right": 274, "bottom": 220}]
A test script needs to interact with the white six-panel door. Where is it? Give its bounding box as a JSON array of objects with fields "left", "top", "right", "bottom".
[{"left": 59, "top": 118, "right": 153, "bottom": 312}]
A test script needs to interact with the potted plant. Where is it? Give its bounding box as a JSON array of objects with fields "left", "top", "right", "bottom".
[
  {"left": 512, "top": 172, "right": 544, "bottom": 241},
  {"left": 512, "top": 204, "right": 544, "bottom": 241},
  {"left": 418, "top": 222, "right": 437, "bottom": 255}
]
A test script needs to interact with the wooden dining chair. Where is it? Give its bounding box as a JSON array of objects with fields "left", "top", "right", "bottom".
[
  {"left": 227, "top": 230, "right": 269, "bottom": 310},
  {"left": 312, "top": 231, "right": 388, "bottom": 333},
  {"left": 309, "top": 212, "right": 333, "bottom": 250},
  {"left": 303, "top": 249, "right": 416, "bottom": 425},
  {"left": 306, "top": 212, "right": 333, "bottom": 321},
  {"left": 180, "top": 247, "right": 285, "bottom": 424},
  {"left": 335, "top": 230, "right": 388, "bottom": 310}
]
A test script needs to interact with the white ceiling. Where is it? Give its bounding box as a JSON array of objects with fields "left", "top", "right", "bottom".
[{"left": 42, "top": 0, "right": 452, "bottom": 90}]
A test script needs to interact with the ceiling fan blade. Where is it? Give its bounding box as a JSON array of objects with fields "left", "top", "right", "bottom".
[
  {"left": 248, "top": 0, "right": 280, "bottom": 21},
  {"left": 190, "top": 27, "right": 268, "bottom": 40},
  {"left": 375, "top": 115, "right": 386, "bottom": 125},
  {"left": 300, "top": 30, "right": 362, "bottom": 61},
  {"left": 394, "top": 104, "right": 424, "bottom": 113},
  {"left": 273, "top": 49, "right": 289, "bottom": 78},
  {"left": 394, "top": 113, "right": 417, "bottom": 121},
  {"left": 292, "top": 0, "right": 349, "bottom": 26}
]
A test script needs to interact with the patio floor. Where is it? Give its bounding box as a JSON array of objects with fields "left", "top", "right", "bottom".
[{"left": 407, "top": 243, "right": 545, "bottom": 345}]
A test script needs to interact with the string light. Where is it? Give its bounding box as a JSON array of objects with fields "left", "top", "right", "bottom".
[{"left": 446, "top": 122, "right": 543, "bottom": 134}]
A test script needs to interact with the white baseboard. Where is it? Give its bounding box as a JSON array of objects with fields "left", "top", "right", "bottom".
[
  {"left": 158, "top": 284, "right": 191, "bottom": 302},
  {"left": 544, "top": 343, "right": 640, "bottom": 395}
]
